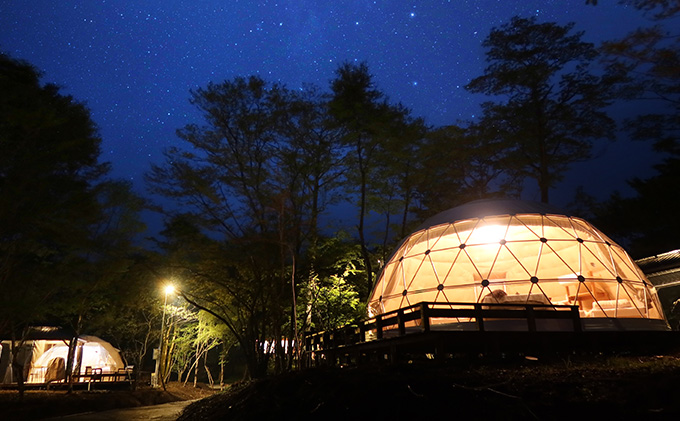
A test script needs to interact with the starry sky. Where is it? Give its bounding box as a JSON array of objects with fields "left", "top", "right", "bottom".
[{"left": 0, "top": 1, "right": 663, "bottom": 208}]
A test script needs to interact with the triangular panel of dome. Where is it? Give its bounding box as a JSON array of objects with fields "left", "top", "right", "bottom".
[
  {"left": 542, "top": 215, "right": 580, "bottom": 241},
  {"left": 578, "top": 242, "right": 617, "bottom": 280},
  {"left": 407, "top": 285, "right": 441, "bottom": 303},
  {"left": 503, "top": 240, "right": 542, "bottom": 279},
  {"left": 610, "top": 245, "right": 647, "bottom": 281},
  {"left": 511, "top": 215, "right": 549, "bottom": 240},
  {"left": 440, "top": 282, "right": 478, "bottom": 302},
  {"left": 463, "top": 242, "right": 503, "bottom": 281},
  {"left": 429, "top": 231, "right": 464, "bottom": 253},
  {"left": 571, "top": 218, "right": 611, "bottom": 243},
  {"left": 464, "top": 217, "right": 510, "bottom": 246},
  {"left": 448, "top": 246, "right": 486, "bottom": 283},
  {"left": 381, "top": 262, "right": 407, "bottom": 301},
  {"left": 401, "top": 229, "right": 433, "bottom": 259},
  {"left": 450, "top": 220, "right": 478, "bottom": 245},
  {"left": 429, "top": 247, "right": 465, "bottom": 285},
  {"left": 534, "top": 242, "right": 579, "bottom": 280},
  {"left": 404, "top": 253, "right": 440, "bottom": 292},
  {"left": 486, "top": 244, "right": 531, "bottom": 282}
]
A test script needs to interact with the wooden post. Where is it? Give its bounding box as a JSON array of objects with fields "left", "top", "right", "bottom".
[
  {"left": 398, "top": 309, "right": 406, "bottom": 336},
  {"left": 571, "top": 306, "right": 582, "bottom": 332},
  {"left": 376, "top": 315, "right": 384, "bottom": 340},
  {"left": 527, "top": 306, "right": 537, "bottom": 332},
  {"left": 420, "top": 303, "right": 431, "bottom": 333},
  {"left": 474, "top": 303, "right": 485, "bottom": 331}
]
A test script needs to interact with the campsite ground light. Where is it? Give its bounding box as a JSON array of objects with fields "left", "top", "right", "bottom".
[{"left": 153, "top": 284, "right": 175, "bottom": 388}]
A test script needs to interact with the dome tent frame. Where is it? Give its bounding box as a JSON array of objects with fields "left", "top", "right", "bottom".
[{"left": 368, "top": 199, "right": 668, "bottom": 332}]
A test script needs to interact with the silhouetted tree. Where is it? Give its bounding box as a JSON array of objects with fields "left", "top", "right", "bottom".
[
  {"left": 588, "top": 1, "right": 679, "bottom": 258},
  {"left": 466, "top": 17, "right": 618, "bottom": 203},
  {"left": 371, "top": 105, "right": 427, "bottom": 249},
  {"left": 602, "top": 1, "right": 678, "bottom": 152},
  {"left": 329, "top": 62, "right": 425, "bottom": 288},
  {"left": 0, "top": 52, "right": 110, "bottom": 394},
  {"left": 415, "top": 124, "right": 521, "bottom": 219},
  {"left": 328, "top": 63, "right": 383, "bottom": 291},
  {"left": 148, "top": 77, "right": 345, "bottom": 377},
  {"left": 48, "top": 180, "right": 146, "bottom": 390}
]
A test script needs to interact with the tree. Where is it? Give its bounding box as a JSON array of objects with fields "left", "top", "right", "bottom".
[
  {"left": 370, "top": 105, "right": 427, "bottom": 251},
  {"left": 180, "top": 311, "right": 225, "bottom": 387},
  {"left": 592, "top": 149, "right": 680, "bottom": 258},
  {"left": 329, "top": 62, "right": 425, "bottom": 289},
  {"left": 415, "top": 124, "right": 521, "bottom": 220},
  {"left": 0, "top": 53, "right": 109, "bottom": 393},
  {"left": 147, "top": 78, "right": 344, "bottom": 377},
  {"left": 328, "top": 63, "right": 383, "bottom": 292},
  {"left": 466, "top": 17, "right": 618, "bottom": 203},
  {"left": 296, "top": 233, "right": 367, "bottom": 333},
  {"left": 587, "top": 1, "right": 680, "bottom": 258},
  {"left": 602, "top": 1, "right": 679, "bottom": 152},
  {"left": 94, "top": 261, "right": 160, "bottom": 382}
]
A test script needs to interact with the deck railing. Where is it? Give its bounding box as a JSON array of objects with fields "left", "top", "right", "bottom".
[{"left": 305, "top": 301, "right": 581, "bottom": 352}]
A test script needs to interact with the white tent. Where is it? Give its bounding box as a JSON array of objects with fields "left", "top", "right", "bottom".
[
  {"left": 1, "top": 331, "right": 125, "bottom": 384},
  {"left": 28, "top": 336, "right": 125, "bottom": 383},
  {"left": 368, "top": 199, "right": 669, "bottom": 331}
]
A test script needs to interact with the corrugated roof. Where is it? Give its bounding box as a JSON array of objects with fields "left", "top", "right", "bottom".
[
  {"left": 645, "top": 267, "right": 680, "bottom": 289},
  {"left": 636, "top": 249, "right": 680, "bottom": 275}
]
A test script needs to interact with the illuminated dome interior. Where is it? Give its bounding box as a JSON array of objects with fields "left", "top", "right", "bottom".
[{"left": 368, "top": 200, "right": 665, "bottom": 328}]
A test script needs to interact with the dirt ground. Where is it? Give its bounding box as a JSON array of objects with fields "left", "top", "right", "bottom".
[
  {"left": 179, "top": 353, "right": 680, "bottom": 420},
  {"left": 1, "top": 381, "right": 217, "bottom": 421}
]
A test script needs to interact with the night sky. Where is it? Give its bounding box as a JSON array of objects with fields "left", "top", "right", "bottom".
[{"left": 0, "top": 1, "right": 662, "bottom": 208}]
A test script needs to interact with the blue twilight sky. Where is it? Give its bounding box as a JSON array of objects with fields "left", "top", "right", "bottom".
[{"left": 0, "top": 1, "right": 665, "bottom": 209}]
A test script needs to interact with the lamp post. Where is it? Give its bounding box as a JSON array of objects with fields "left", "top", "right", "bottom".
[{"left": 153, "top": 284, "right": 174, "bottom": 388}]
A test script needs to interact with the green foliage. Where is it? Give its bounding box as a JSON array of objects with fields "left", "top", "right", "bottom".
[
  {"left": 300, "top": 276, "right": 363, "bottom": 332},
  {"left": 297, "top": 235, "right": 366, "bottom": 331}
]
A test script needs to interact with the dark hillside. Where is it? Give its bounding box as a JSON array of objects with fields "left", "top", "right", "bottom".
[{"left": 179, "top": 355, "right": 680, "bottom": 420}]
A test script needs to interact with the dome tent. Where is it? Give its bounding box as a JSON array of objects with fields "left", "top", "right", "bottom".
[
  {"left": 0, "top": 327, "right": 125, "bottom": 384},
  {"left": 27, "top": 335, "right": 125, "bottom": 383},
  {"left": 368, "top": 199, "right": 668, "bottom": 331}
]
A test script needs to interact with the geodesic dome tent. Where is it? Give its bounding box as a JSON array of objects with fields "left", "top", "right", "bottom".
[
  {"left": 1, "top": 328, "right": 125, "bottom": 384},
  {"left": 368, "top": 199, "right": 668, "bottom": 331}
]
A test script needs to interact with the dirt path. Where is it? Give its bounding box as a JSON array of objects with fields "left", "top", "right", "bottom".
[
  {"left": 2, "top": 382, "right": 217, "bottom": 421},
  {"left": 40, "top": 399, "right": 197, "bottom": 421}
]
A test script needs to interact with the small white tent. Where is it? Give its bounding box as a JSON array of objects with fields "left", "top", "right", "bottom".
[
  {"left": 27, "top": 336, "right": 125, "bottom": 383},
  {"left": 1, "top": 329, "right": 125, "bottom": 384}
]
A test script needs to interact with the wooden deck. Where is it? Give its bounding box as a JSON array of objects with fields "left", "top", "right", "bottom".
[{"left": 303, "top": 302, "right": 679, "bottom": 367}]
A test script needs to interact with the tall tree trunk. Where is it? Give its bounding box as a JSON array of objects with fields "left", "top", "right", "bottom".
[
  {"left": 193, "top": 340, "right": 200, "bottom": 387},
  {"left": 65, "top": 315, "right": 82, "bottom": 393},
  {"left": 357, "top": 139, "right": 373, "bottom": 292},
  {"left": 9, "top": 328, "right": 26, "bottom": 399}
]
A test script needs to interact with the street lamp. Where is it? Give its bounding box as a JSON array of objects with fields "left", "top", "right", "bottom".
[{"left": 153, "top": 284, "right": 174, "bottom": 388}]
